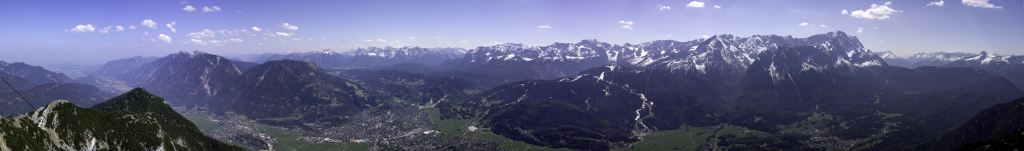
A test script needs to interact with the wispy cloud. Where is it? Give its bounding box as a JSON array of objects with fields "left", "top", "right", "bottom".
[
  {"left": 927, "top": 0, "right": 945, "bottom": 7},
  {"left": 377, "top": 39, "right": 387, "bottom": 42},
  {"left": 841, "top": 10, "right": 849, "bottom": 15},
  {"left": 962, "top": 0, "right": 1001, "bottom": 9},
  {"left": 166, "top": 22, "right": 177, "bottom": 33},
  {"left": 657, "top": 5, "right": 671, "bottom": 10},
  {"left": 713, "top": 5, "right": 721, "bottom": 9},
  {"left": 619, "top": 20, "right": 633, "bottom": 30},
  {"left": 850, "top": 2, "right": 901, "bottom": 20},
  {"left": 857, "top": 27, "right": 864, "bottom": 33},
  {"left": 686, "top": 1, "right": 705, "bottom": 8},
  {"left": 65, "top": 24, "right": 96, "bottom": 33},
  {"left": 98, "top": 26, "right": 111, "bottom": 34},
  {"left": 115, "top": 26, "right": 124, "bottom": 32},
  {"left": 537, "top": 25, "right": 551, "bottom": 29},
  {"left": 279, "top": 22, "right": 299, "bottom": 30},
  {"left": 799, "top": 22, "right": 811, "bottom": 26},
  {"left": 187, "top": 29, "right": 216, "bottom": 39},
  {"left": 820, "top": 24, "right": 827, "bottom": 28},
  {"left": 264, "top": 32, "right": 294, "bottom": 37},
  {"left": 203, "top": 6, "right": 222, "bottom": 12},
  {"left": 141, "top": 19, "right": 158, "bottom": 29}
]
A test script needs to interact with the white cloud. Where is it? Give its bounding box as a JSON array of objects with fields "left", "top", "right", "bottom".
[
  {"left": 686, "top": 1, "right": 705, "bottom": 8},
  {"left": 619, "top": 20, "right": 633, "bottom": 29},
  {"left": 799, "top": 22, "right": 810, "bottom": 26},
  {"left": 292, "top": 38, "right": 301, "bottom": 41},
  {"left": 713, "top": 5, "right": 721, "bottom": 8},
  {"left": 362, "top": 39, "right": 373, "bottom": 42},
  {"left": 962, "top": 0, "right": 1002, "bottom": 9},
  {"left": 377, "top": 39, "right": 387, "bottom": 42},
  {"left": 229, "top": 38, "right": 243, "bottom": 42},
  {"left": 180, "top": 1, "right": 187, "bottom": 4},
  {"left": 435, "top": 36, "right": 439, "bottom": 39},
  {"left": 537, "top": 25, "right": 551, "bottom": 29},
  {"left": 203, "top": 6, "right": 222, "bottom": 12},
  {"left": 820, "top": 24, "right": 827, "bottom": 28},
  {"left": 657, "top": 5, "right": 671, "bottom": 10},
  {"left": 857, "top": 27, "right": 864, "bottom": 33},
  {"left": 65, "top": 24, "right": 96, "bottom": 33},
  {"left": 841, "top": 10, "right": 849, "bottom": 15},
  {"left": 268, "top": 32, "right": 294, "bottom": 37},
  {"left": 143, "top": 32, "right": 149, "bottom": 36},
  {"left": 187, "top": 29, "right": 216, "bottom": 39},
  {"left": 115, "top": 26, "right": 125, "bottom": 32},
  {"left": 129, "top": 25, "right": 136, "bottom": 30},
  {"left": 183, "top": 5, "right": 196, "bottom": 12},
  {"left": 702, "top": 35, "right": 710, "bottom": 39},
  {"left": 141, "top": 19, "right": 158, "bottom": 29},
  {"left": 278, "top": 23, "right": 299, "bottom": 30},
  {"left": 874, "top": 27, "right": 879, "bottom": 29},
  {"left": 98, "top": 26, "right": 111, "bottom": 34},
  {"left": 409, "top": 37, "right": 414, "bottom": 39},
  {"left": 158, "top": 34, "right": 172, "bottom": 43},
  {"left": 258, "top": 43, "right": 264, "bottom": 46},
  {"left": 190, "top": 39, "right": 206, "bottom": 45},
  {"left": 927, "top": 1, "right": 945, "bottom": 7},
  {"left": 251, "top": 26, "right": 262, "bottom": 32},
  {"left": 166, "top": 22, "right": 177, "bottom": 33},
  {"left": 850, "top": 2, "right": 901, "bottom": 20}
]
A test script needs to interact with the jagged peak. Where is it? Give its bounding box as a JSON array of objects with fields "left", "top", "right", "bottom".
[{"left": 826, "top": 30, "right": 849, "bottom": 38}]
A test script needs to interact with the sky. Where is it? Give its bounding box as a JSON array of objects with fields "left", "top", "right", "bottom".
[{"left": 1, "top": 0, "right": 1022, "bottom": 65}]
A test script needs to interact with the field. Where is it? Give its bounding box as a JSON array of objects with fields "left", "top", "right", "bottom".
[
  {"left": 258, "top": 125, "right": 370, "bottom": 151},
  {"left": 625, "top": 125, "right": 715, "bottom": 151},
  {"left": 184, "top": 113, "right": 222, "bottom": 132},
  {"left": 427, "top": 108, "right": 566, "bottom": 151}
]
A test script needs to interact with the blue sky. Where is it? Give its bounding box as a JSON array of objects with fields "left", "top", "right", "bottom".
[{"left": 1, "top": 0, "right": 1022, "bottom": 65}]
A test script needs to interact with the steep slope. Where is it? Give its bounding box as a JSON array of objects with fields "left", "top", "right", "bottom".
[
  {"left": 213, "top": 60, "right": 375, "bottom": 128},
  {"left": 444, "top": 65, "right": 724, "bottom": 150},
  {"left": 90, "top": 55, "right": 160, "bottom": 77},
  {"left": 729, "top": 46, "right": 1022, "bottom": 150},
  {"left": 0, "top": 72, "right": 34, "bottom": 93},
  {"left": 251, "top": 47, "right": 466, "bottom": 68},
  {"left": 121, "top": 50, "right": 248, "bottom": 104},
  {"left": 0, "top": 61, "right": 75, "bottom": 85},
  {"left": 875, "top": 51, "right": 911, "bottom": 67},
  {"left": 944, "top": 51, "right": 1024, "bottom": 91},
  {"left": 909, "top": 97, "right": 1024, "bottom": 150},
  {"left": 0, "top": 83, "right": 113, "bottom": 116},
  {"left": 0, "top": 88, "right": 242, "bottom": 150}
]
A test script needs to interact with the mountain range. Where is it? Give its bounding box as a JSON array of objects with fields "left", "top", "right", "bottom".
[
  {"left": 8, "top": 30, "right": 1021, "bottom": 150},
  {"left": 877, "top": 51, "right": 1024, "bottom": 91},
  {"left": 440, "top": 45, "right": 1021, "bottom": 150},
  {"left": 247, "top": 47, "right": 466, "bottom": 68}
]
